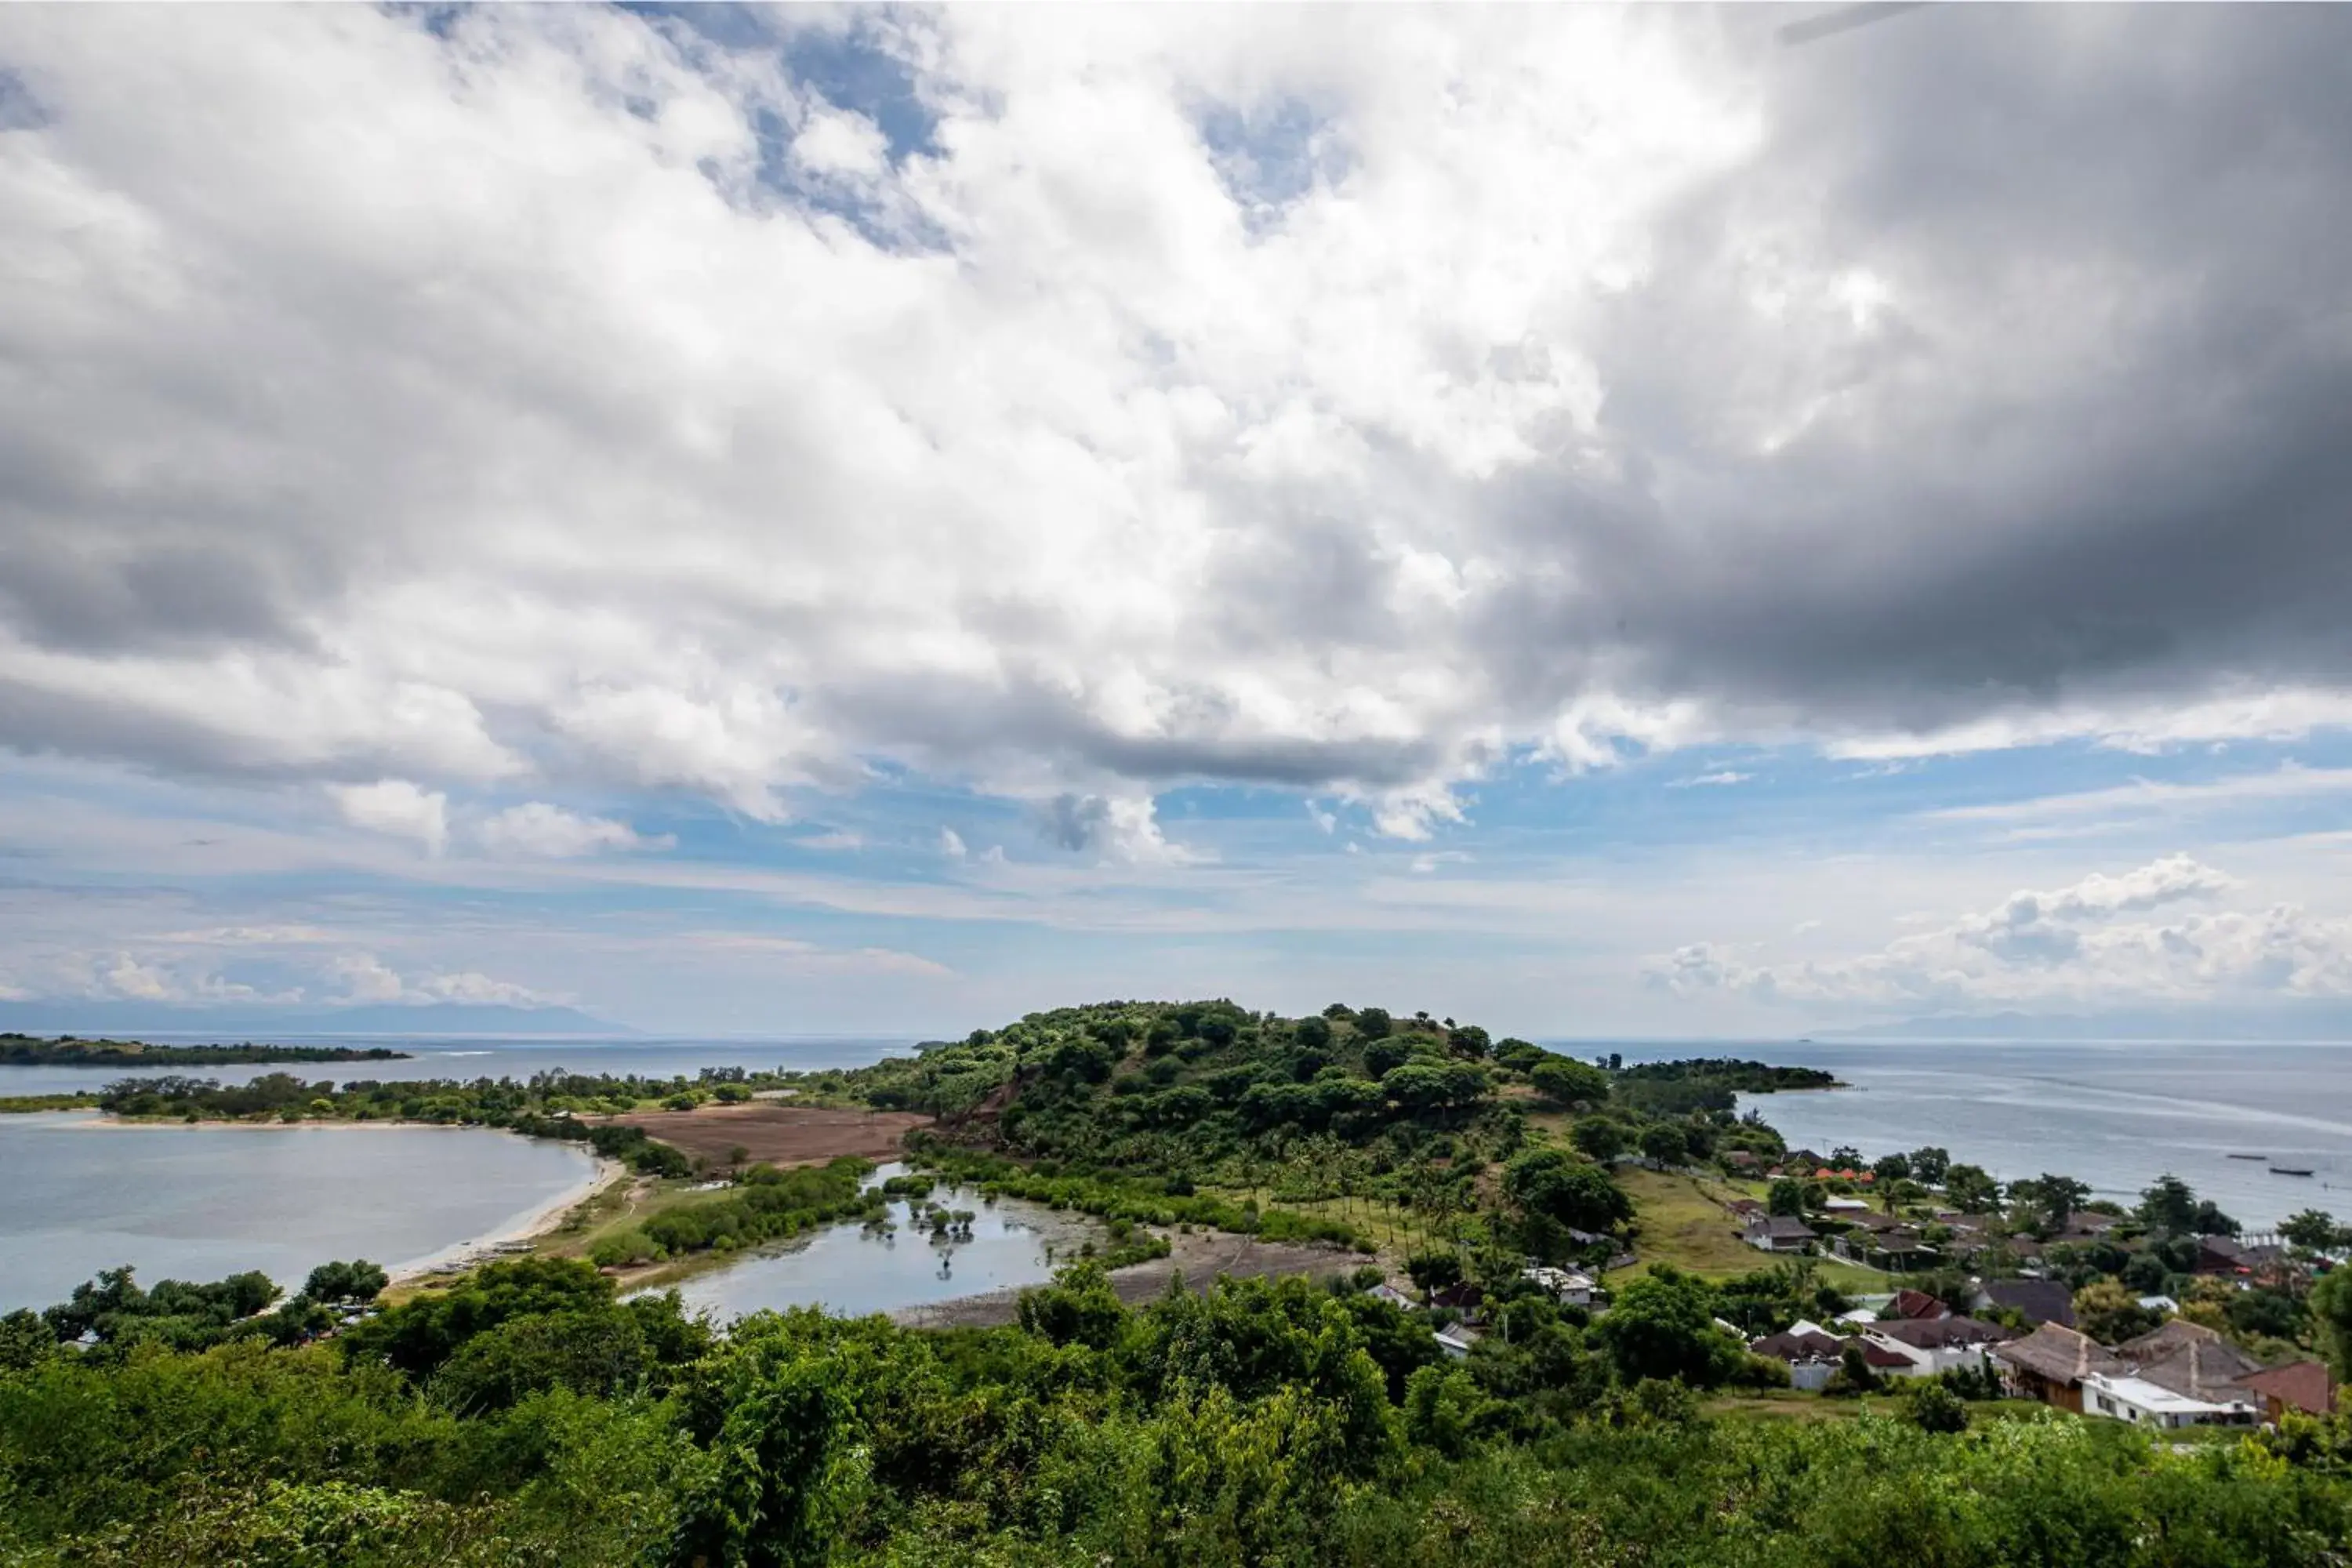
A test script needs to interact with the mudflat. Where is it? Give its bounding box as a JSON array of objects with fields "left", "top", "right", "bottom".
[{"left": 606, "top": 1103, "right": 931, "bottom": 1167}]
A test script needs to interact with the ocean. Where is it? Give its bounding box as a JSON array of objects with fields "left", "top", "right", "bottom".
[
  {"left": 1602, "top": 1038, "right": 2352, "bottom": 1232},
  {"left": 5, "top": 1033, "right": 2347, "bottom": 1308}
]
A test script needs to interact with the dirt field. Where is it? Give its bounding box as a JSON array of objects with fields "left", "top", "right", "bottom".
[
  {"left": 607, "top": 1103, "right": 931, "bottom": 1167},
  {"left": 890, "top": 1229, "right": 1356, "bottom": 1330}
]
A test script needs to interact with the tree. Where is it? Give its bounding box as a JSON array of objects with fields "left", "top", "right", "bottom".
[
  {"left": 1828, "top": 1145, "right": 1861, "bottom": 1170},
  {"left": 1595, "top": 1266, "right": 1743, "bottom": 1387},
  {"left": 1767, "top": 1178, "right": 1808, "bottom": 1218},
  {"left": 0, "top": 1309, "right": 53, "bottom": 1371},
  {"left": 1908, "top": 1146, "right": 1951, "bottom": 1187},
  {"left": 2282, "top": 1209, "right": 2341, "bottom": 1251},
  {"left": 1871, "top": 1152, "right": 1912, "bottom": 1186},
  {"left": 1355, "top": 1007, "right": 1393, "bottom": 1040},
  {"left": 1905, "top": 1379, "right": 1969, "bottom": 1434},
  {"left": 1405, "top": 1249, "right": 1465, "bottom": 1299},
  {"left": 1570, "top": 1116, "right": 1628, "bottom": 1163},
  {"left": 1944, "top": 1163, "right": 2001, "bottom": 1213},
  {"left": 1503, "top": 1148, "right": 1635, "bottom": 1236},
  {"left": 2312, "top": 1266, "right": 2352, "bottom": 1382},
  {"left": 1639, "top": 1123, "right": 1688, "bottom": 1167},
  {"left": 1528, "top": 1056, "right": 1610, "bottom": 1109},
  {"left": 2192, "top": 1199, "right": 2242, "bottom": 1238},
  {"left": 1292, "top": 1014, "right": 1333, "bottom": 1051},
  {"left": 303, "top": 1260, "right": 389, "bottom": 1306},
  {"left": 2018, "top": 1172, "right": 2090, "bottom": 1232},
  {"left": 673, "top": 1323, "right": 873, "bottom": 1568},
  {"left": 2073, "top": 1280, "right": 2160, "bottom": 1345},
  {"left": 2138, "top": 1174, "right": 2200, "bottom": 1235}
]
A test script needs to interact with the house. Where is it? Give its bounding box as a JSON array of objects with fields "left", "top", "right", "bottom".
[
  {"left": 1430, "top": 1282, "right": 1485, "bottom": 1315},
  {"left": 2118, "top": 1320, "right": 2267, "bottom": 1407},
  {"left": 1744, "top": 1214, "right": 1817, "bottom": 1253},
  {"left": 2196, "top": 1234, "right": 2288, "bottom": 1276},
  {"left": 1821, "top": 1196, "right": 1871, "bottom": 1213},
  {"left": 2136, "top": 1294, "right": 2180, "bottom": 1316},
  {"left": 1433, "top": 1325, "right": 1478, "bottom": 1359},
  {"left": 1723, "top": 1150, "right": 1762, "bottom": 1172},
  {"left": 2240, "top": 1361, "right": 2337, "bottom": 1422},
  {"left": 2081, "top": 1372, "right": 2256, "bottom": 1429},
  {"left": 2051, "top": 1211, "right": 2121, "bottom": 1244},
  {"left": 1860, "top": 1316, "right": 2014, "bottom": 1378},
  {"left": 1751, "top": 1324, "right": 1846, "bottom": 1392},
  {"left": 1828, "top": 1218, "right": 1937, "bottom": 1270},
  {"left": 1522, "top": 1265, "right": 1595, "bottom": 1307},
  {"left": 1973, "top": 1278, "right": 2077, "bottom": 1328},
  {"left": 1991, "top": 1323, "right": 2125, "bottom": 1413},
  {"left": 1726, "top": 1197, "right": 1765, "bottom": 1218},
  {"left": 1889, "top": 1288, "right": 1949, "bottom": 1320},
  {"left": 1367, "top": 1283, "right": 1419, "bottom": 1311}
]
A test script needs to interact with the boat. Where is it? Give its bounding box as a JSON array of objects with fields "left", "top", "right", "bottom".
[
  {"left": 2270, "top": 1166, "right": 2315, "bottom": 1178},
  {"left": 2227, "top": 1153, "right": 2266, "bottom": 1160}
]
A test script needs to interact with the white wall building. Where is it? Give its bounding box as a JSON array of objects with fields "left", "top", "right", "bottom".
[{"left": 2081, "top": 1373, "right": 2256, "bottom": 1429}]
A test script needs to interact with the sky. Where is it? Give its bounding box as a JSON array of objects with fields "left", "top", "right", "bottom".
[{"left": 3, "top": 4, "right": 2352, "bottom": 1039}]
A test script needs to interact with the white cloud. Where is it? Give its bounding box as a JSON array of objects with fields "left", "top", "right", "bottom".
[
  {"left": 477, "top": 801, "right": 669, "bottom": 858},
  {"left": 1650, "top": 854, "right": 2352, "bottom": 1009},
  {"left": 0, "top": 1, "right": 2346, "bottom": 925},
  {"left": 681, "top": 931, "right": 956, "bottom": 979},
  {"left": 1927, "top": 764, "right": 2352, "bottom": 824},
  {"left": 326, "top": 779, "right": 448, "bottom": 855},
  {"left": 1036, "top": 792, "right": 1203, "bottom": 865},
  {"left": 330, "top": 951, "right": 550, "bottom": 1007},
  {"left": 938, "top": 826, "right": 967, "bottom": 859},
  {"left": 1669, "top": 770, "right": 1752, "bottom": 789}
]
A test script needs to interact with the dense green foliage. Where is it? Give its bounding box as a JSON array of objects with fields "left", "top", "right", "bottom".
[
  {"left": 5, "top": 1255, "right": 2349, "bottom": 1566},
  {"left": 842, "top": 1000, "right": 1799, "bottom": 1270},
  {"left": 0, "top": 1034, "right": 410, "bottom": 1067}
]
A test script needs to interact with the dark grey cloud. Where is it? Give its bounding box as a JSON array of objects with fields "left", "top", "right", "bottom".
[
  {"left": 2, "top": 3, "right": 2350, "bottom": 822},
  {"left": 1490, "top": 5, "right": 2352, "bottom": 738}
]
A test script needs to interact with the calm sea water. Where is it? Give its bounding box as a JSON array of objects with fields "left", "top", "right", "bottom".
[
  {"left": 0, "top": 1035, "right": 919, "bottom": 1097},
  {"left": 0, "top": 1113, "right": 595, "bottom": 1311},
  {"left": 9, "top": 1034, "right": 2347, "bottom": 1316},
  {"left": 659, "top": 1163, "right": 1105, "bottom": 1320},
  {"left": 1600, "top": 1039, "right": 2352, "bottom": 1232}
]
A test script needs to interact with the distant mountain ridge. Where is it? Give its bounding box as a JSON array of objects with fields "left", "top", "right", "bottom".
[{"left": 0, "top": 1000, "right": 632, "bottom": 1039}]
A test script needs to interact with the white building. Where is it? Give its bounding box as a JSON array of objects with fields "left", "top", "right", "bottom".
[
  {"left": 2081, "top": 1372, "right": 2256, "bottom": 1429},
  {"left": 1522, "top": 1265, "right": 1595, "bottom": 1307},
  {"left": 1858, "top": 1316, "right": 2013, "bottom": 1379}
]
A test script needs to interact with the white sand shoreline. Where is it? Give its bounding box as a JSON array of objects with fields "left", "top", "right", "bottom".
[{"left": 387, "top": 1155, "right": 627, "bottom": 1284}]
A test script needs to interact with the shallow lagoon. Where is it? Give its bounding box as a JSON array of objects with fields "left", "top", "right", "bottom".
[
  {"left": 661, "top": 1164, "right": 1106, "bottom": 1321},
  {"left": 0, "top": 1112, "right": 597, "bottom": 1310}
]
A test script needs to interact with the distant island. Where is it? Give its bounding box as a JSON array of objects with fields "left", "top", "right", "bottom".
[{"left": 0, "top": 1035, "right": 412, "bottom": 1068}]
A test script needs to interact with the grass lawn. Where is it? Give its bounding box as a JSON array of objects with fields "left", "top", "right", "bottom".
[
  {"left": 1705, "top": 1390, "right": 2063, "bottom": 1425},
  {"left": 1611, "top": 1166, "right": 1887, "bottom": 1291}
]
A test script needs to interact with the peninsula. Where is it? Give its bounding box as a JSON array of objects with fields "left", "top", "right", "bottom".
[{"left": 0, "top": 1034, "right": 412, "bottom": 1068}]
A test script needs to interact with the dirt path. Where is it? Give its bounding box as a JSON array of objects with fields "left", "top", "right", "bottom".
[
  {"left": 605, "top": 1104, "right": 931, "bottom": 1167},
  {"left": 890, "top": 1229, "right": 1356, "bottom": 1330}
]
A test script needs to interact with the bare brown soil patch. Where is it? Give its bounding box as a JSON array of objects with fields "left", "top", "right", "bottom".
[{"left": 606, "top": 1103, "right": 931, "bottom": 1167}]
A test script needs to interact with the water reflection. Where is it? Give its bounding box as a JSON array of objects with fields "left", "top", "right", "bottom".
[
  {"left": 0, "top": 1112, "right": 597, "bottom": 1311},
  {"left": 660, "top": 1163, "right": 1105, "bottom": 1321}
]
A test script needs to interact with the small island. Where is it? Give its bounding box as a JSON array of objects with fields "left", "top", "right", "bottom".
[{"left": 0, "top": 1034, "right": 412, "bottom": 1068}]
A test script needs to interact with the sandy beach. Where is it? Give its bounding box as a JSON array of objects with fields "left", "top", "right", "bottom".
[{"left": 388, "top": 1153, "right": 626, "bottom": 1284}]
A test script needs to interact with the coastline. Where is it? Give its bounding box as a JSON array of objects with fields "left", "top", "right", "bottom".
[{"left": 389, "top": 1154, "right": 626, "bottom": 1285}]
